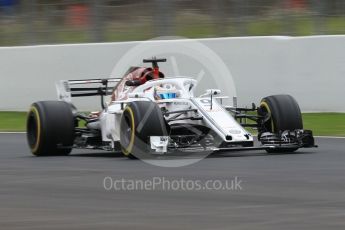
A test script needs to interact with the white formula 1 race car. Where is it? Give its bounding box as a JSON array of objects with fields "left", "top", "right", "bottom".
[{"left": 27, "top": 57, "right": 316, "bottom": 158}]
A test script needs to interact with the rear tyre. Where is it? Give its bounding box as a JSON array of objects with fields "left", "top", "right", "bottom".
[
  {"left": 26, "top": 101, "right": 75, "bottom": 156},
  {"left": 120, "top": 101, "right": 168, "bottom": 159},
  {"left": 258, "top": 94, "right": 303, "bottom": 153}
]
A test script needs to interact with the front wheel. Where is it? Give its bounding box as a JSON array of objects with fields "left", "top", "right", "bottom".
[
  {"left": 120, "top": 101, "right": 168, "bottom": 159},
  {"left": 258, "top": 94, "right": 303, "bottom": 153},
  {"left": 26, "top": 101, "right": 75, "bottom": 156}
]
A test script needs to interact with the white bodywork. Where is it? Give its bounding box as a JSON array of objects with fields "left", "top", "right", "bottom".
[{"left": 56, "top": 77, "right": 253, "bottom": 148}]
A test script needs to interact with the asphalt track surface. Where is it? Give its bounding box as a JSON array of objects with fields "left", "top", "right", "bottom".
[{"left": 0, "top": 133, "right": 345, "bottom": 230}]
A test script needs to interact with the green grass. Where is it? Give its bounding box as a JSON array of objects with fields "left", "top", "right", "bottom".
[
  {"left": 0, "top": 112, "right": 344, "bottom": 136},
  {"left": 0, "top": 112, "right": 27, "bottom": 132},
  {"left": 302, "top": 113, "right": 345, "bottom": 136},
  {"left": 244, "top": 113, "right": 345, "bottom": 137}
]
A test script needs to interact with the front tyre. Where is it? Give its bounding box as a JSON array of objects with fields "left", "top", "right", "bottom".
[
  {"left": 258, "top": 94, "right": 303, "bottom": 153},
  {"left": 26, "top": 101, "right": 75, "bottom": 156},
  {"left": 120, "top": 101, "right": 168, "bottom": 159}
]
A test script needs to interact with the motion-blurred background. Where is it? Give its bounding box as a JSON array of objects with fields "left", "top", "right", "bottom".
[{"left": 0, "top": 0, "right": 344, "bottom": 46}]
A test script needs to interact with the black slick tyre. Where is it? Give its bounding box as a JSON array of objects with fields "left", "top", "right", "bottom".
[
  {"left": 258, "top": 94, "right": 303, "bottom": 153},
  {"left": 120, "top": 101, "right": 167, "bottom": 159},
  {"left": 26, "top": 101, "right": 75, "bottom": 156}
]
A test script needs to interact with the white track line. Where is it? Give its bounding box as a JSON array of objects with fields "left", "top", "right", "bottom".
[{"left": 314, "top": 136, "right": 345, "bottom": 139}]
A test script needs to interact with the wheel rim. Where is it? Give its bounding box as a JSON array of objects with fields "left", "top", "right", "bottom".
[
  {"left": 27, "top": 108, "right": 40, "bottom": 152},
  {"left": 260, "top": 101, "right": 275, "bottom": 133},
  {"left": 121, "top": 114, "right": 132, "bottom": 148}
]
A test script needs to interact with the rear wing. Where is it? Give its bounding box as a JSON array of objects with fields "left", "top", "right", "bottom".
[{"left": 56, "top": 78, "right": 121, "bottom": 108}]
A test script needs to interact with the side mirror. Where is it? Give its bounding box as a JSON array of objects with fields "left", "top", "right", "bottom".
[
  {"left": 125, "top": 79, "right": 142, "bottom": 86},
  {"left": 200, "top": 89, "right": 222, "bottom": 97},
  {"left": 206, "top": 89, "right": 221, "bottom": 95}
]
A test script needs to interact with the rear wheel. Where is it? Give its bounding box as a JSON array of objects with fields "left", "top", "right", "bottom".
[
  {"left": 26, "top": 101, "right": 75, "bottom": 156},
  {"left": 120, "top": 101, "right": 168, "bottom": 159},
  {"left": 258, "top": 94, "right": 303, "bottom": 153}
]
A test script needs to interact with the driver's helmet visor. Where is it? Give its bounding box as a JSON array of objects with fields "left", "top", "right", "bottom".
[{"left": 158, "top": 92, "right": 177, "bottom": 99}]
